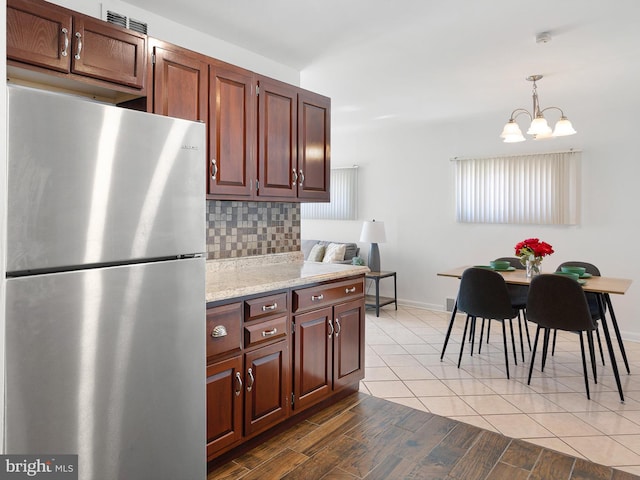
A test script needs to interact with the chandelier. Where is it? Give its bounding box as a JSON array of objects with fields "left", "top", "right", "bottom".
[{"left": 500, "top": 75, "right": 576, "bottom": 143}]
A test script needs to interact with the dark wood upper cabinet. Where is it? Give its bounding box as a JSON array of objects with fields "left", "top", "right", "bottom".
[
  {"left": 256, "top": 76, "right": 298, "bottom": 199},
  {"left": 149, "top": 40, "right": 207, "bottom": 122},
  {"left": 7, "top": 0, "right": 146, "bottom": 93},
  {"left": 208, "top": 61, "right": 256, "bottom": 199},
  {"left": 297, "top": 89, "right": 331, "bottom": 201}
]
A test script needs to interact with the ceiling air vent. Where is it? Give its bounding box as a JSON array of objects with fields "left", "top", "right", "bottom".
[
  {"left": 128, "top": 18, "right": 148, "bottom": 35},
  {"left": 106, "top": 10, "right": 127, "bottom": 29}
]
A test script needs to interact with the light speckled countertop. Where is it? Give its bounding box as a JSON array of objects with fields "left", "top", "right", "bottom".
[{"left": 205, "top": 252, "right": 369, "bottom": 303}]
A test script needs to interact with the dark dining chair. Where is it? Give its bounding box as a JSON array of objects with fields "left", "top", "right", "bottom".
[
  {"left": 456, "top": 267, "right": 519, "bottom": 379},
  {"left": 493, "top": 256, "right": 531, "bottom": 360},
  {"left": 526, "top": 274, "right": 598, "bottom": 399},
  {"left": 552, "top": 262, "right": 607, "bottom": 365}
]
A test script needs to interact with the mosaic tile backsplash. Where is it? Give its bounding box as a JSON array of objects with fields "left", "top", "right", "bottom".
[{"left": 206, "top": 201, "right": 301, "bottom": 260}]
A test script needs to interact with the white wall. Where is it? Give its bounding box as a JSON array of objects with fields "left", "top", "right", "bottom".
[
  {"left": 1, "top": 0, "right": 7, "bottom": 450},
  {"left": 302, "top": 76, "right": 640, "bottom": 341}
]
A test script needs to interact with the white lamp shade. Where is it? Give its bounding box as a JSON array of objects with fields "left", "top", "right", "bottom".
[
  {"left": 360, "top": 220, "right": 386, "bottom": 243},
  {"left": 502, "top": 132, "right": 526, "bottom": 143},
  {"left": 527, "top": 116, "right": 552, "bottom": 136},
  {"left": 500, "top": 120, "right": 522, "bottom": 138},
  {"left": 553, "top": 117, "right": 577, "bottom": 137}
]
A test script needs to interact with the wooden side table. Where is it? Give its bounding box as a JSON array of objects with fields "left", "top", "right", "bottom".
[{"left": 364, "top": 271, "right": 397, "bottom": 317}]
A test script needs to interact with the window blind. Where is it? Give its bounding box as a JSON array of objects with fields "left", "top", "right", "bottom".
[
  {"left": 454, "top": 151, "right": 581, "bottom": 224},
  {"left": 301, "top": 166, "right": 358, "bottom": 220}
]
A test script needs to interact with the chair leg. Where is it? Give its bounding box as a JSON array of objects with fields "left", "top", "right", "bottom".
[
  {"left": 517, "top": 312, "right": 525, "bottom": 362},
  {"left": 541, "top": 328, "right": 550, "bottom": 372},
  {"left": 509, "top": 319, "right": 518, "bottom": 366},
  {"left": 479, "top": 317, "right": 486, "bottom": 354},
  {"left": 528, "top": 326, "right": 542, "bottom": 385},
  {"left": 457, "top": 315, "right": 471, "bottom": 368},
  {"left": 502, "top": 321, "right": 510, "bottom": 379},
  {"left": 595, "top": 326, "right": 605, "bottom": 366},
  {"left": 587, "top": 330, "right": 597, "bottom": 384},
  {"left": 440, "top": 301, "right": 457, "bottom": 361},
  {"left": 487, "top": 320, "right": 491, "bottom": 344},
  {"left": 551, "top": 329, "right": 557, "bottom": 356},
  {"left": 579, "top": 332, "right": 591, "bottom": 400},
  {"left": 470, "top": 317, "right": 477, "bottom": 356},
  {"left": 523, "top": 309, "right": 532, "bottom": 349}
]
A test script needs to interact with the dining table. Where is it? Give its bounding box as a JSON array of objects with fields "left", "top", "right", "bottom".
[{"left": 438, "top": 266, "right": 633, "bottom": 403}]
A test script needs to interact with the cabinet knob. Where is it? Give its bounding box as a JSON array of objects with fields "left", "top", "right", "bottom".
[
  {"left": 211, "top": 159, "right": 218, "bottom": 179},
  {"left": 74, "top": 32, "right": 82, "bottom": 60},
  {"left": 311, "top": 294, "right": 324, "bottom": 302},
  {"left": 328, "top": 319, "right": 334, "bottom": 338},
  {"left": 261, "top": 328, "right": 278, "bottom": 337},
  {"left": 262, "top": 303, "right": 277, "bottom": 312},
  {"left": 334, "top": 318, "right": 341, "bottom": 337},
  {"left": 61, "top": 28, "right": 69, "bottom": 57},
  {"left": 292, "top": 169, "right": 298, "bottom": 187},
  {"left": 234, "top": 372, "right": 242, "bottom": 396},
  {"left": 298, "top": 169, "right": 305, "bottom": 187},
  {"left": 211, "top": 325, "right": 228, "bottom": 338},
  {"left": 246, "top": 368, "right": 254, "bottom": 392}
]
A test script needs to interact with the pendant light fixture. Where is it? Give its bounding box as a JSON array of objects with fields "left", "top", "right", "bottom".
[{"left": 500, "top": 75, "right": 576, "bottom": 143}]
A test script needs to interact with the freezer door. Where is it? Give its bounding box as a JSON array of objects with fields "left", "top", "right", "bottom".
[
  {"left": 7, "top": 86, "right": 205, "bottom": 273},
  {"left": 5, "top": 258, "right": 206, "bottom": 480}
]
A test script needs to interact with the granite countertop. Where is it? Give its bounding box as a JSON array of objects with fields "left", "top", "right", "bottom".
[{"left": 205, "top": 252, "right": 369, "bottom": 303}]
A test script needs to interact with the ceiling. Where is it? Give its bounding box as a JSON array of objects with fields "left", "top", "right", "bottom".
[{"left": 124, "top": 0, "right": 640, "bottom": 129}]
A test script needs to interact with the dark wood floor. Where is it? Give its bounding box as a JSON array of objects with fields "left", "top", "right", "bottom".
[{"left": 207, "top": 392, "right": 640, "bottom": 480}]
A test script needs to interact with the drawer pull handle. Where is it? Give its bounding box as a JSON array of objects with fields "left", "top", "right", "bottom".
[
  {"left": 246, "top": 368, "right": 254, "bottom": 392},
  {"left": 211, "top": 159, "right": 218, "bottom": 180},
  {"left": 211, "top": 325, "right": 228, "bottom": 338},
  {"left": 292, "top": 169, "right": 298, "bottom": 187},
  {"left": 335, "top": 318, "right": 341, "bottom": 337},
  {"left": 311, "top": 294, "right": 324, "bottom": 301},
  {"left": 234, "top": 372, "right": 242, "bottom": 396},
  {"left": 61, "top": 28, "right": 69, "bottom": 57},
  {"left": 299, "top": 169, "right": 305, "bottom": 187},
  {"left": 262, "top": 328, "right": 278, "bottom": 337},
  {"left": 328, "top": 319, "right": 334, "bottom": 338},
  {"left": 345, "top": 287, "right": 356, "bottom": 293},
  {"left": 74, "top": 31, "right": 82, "bottom": 60},
  {"left": 262, "top": 303, "right": 278, "bottom": 312}
]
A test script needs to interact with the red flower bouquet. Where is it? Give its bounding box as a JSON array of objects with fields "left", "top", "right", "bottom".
[{"left": 514, "top": 238, "right": 554, "bottom": 260}]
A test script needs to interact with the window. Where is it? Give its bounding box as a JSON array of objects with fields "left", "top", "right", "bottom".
[
  {"left": 454, "top": 151, "right": 580, "bottom": 224},
  {"left": 301, "top": 166, "right": 358, "bottom": 220}
]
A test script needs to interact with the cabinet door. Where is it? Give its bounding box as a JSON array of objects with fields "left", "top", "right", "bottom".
[
  {"left": 292, "top": 307, "right": 333, "bottom": 411},
  {"left": 297, "top": 89, "right": 331, "bottom": 201},
  {"left": 151, "top": 44, "right": 208, "bottom": 122},
  {"left": 333, "top": 299, "right": 365, "bottom": 390},
  {"left": 206, "top": 356, "right": 243, "bottom": 460},
  {"left": 208, "top": 62, "right": 256, "bottom": 198},
  {"left": 7, "top": 0, "right": 72, "bottom": 73},
  {"left": 257, "top": 76, "right": 297, "bottom": 199},
  {"left": 71, "top": 16, "right": 146, "bottom": 88},
  {"left": 244, "top": 340, "right": 290, "bottom": 436}
]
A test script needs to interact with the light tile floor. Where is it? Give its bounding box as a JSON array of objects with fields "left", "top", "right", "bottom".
[{"left": 359, "top": 305, "right": 640, "bottom": 475}]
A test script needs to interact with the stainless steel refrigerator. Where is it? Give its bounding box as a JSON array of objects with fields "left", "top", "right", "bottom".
[{"left": 4, "top": 85, "right": 206, "bottom": 479}]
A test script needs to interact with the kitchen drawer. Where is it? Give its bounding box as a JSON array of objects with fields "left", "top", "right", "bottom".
[
  {"left": 207, "top": 302, "right": 242, "bottom": 362},
  {"left": 292, "top": 277, "right": 364, "bottom": 313},
  {"left": 245, "top": 293, "right": 288, "bottom": 321},
  {"left": 244, "top": 314, "right": 288, "bottom": 349}
]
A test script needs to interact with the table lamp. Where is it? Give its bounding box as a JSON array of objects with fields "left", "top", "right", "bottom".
[{"left": 360, "top": 220, "right": 386, "bottom": 272}]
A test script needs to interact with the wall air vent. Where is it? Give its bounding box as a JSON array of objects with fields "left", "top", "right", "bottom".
[
  {"left": 105, "top": 10, "right": 148, "bottom": 35},
  {"left": 106, "top": 10, "right": 127, "bottom": 29},
  {"left": 128, "top": 18, "right": 148, "bottom": 35}
]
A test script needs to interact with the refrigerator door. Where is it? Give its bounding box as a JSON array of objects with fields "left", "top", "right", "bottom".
[
  {"left": 7, "top": 86, "right": 205, "bottom": 273},
  {"left": 5, "top": 258, "right": 206, "bottom": 480}
]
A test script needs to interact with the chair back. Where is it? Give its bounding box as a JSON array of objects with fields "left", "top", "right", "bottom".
[
  {"left": 495, "top": 256, "right": 525, "bottom": 270},
  {"left": 457, "top": 268, "right": 516, "bottom": 319},
  {"left": 555, "top": 261, "right": 604, "bottom": 319},
  {"left": 526, "top": 274, "right": 596, "bottom": 332}
]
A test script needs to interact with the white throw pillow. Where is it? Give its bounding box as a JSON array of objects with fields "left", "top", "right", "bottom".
[
  {"left": 308, "top": 243, "right": 326, "bottom": 262},
  {"left": 322, "top": 243, "right": 346, "bottom": 263}
]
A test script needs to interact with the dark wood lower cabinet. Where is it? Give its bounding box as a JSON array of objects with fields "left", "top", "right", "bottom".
[{"left": 206, "top": 276, "right": 365, "bottom": 464}]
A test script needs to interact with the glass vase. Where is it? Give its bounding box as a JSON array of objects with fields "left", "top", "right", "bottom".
[{"left": 526, "top": 258, "right": 541, "bottom": 278}]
